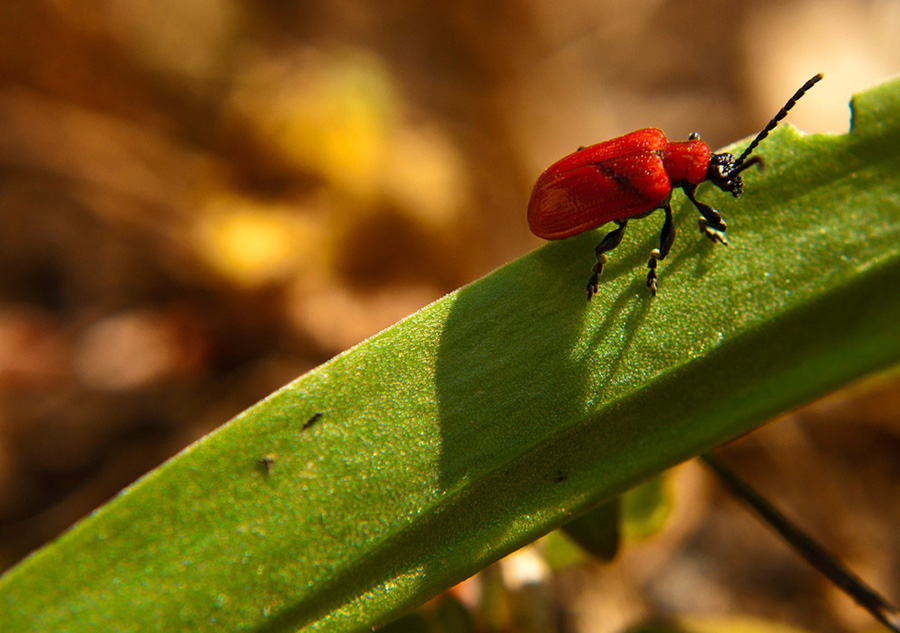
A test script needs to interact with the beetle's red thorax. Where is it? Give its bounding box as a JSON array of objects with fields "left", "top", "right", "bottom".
[{"left": 663, "top": 139, "right": 710, "bottom": 185}]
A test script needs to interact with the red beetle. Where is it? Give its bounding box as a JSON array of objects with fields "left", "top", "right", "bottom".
[{"left": 528, "top": 73, "right": 823, "bottom": 298}]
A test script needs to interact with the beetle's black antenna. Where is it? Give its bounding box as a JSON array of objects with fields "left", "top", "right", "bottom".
[{"left": 732, "top": 72, "right": 824, "bottom": 172}]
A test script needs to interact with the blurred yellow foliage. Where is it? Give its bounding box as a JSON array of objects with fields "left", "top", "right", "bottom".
[
  {"left": 382, "top": 124, "right": 466, "bottom": 229},
  {"left": 229, "top": 49, "right": 465, "bottom": 227},
  {"left": 231, "top": 50, "right": 396, "bottom": 201},
  {"left": 193, "top": 195, "right": 323, "bottom": 286}
]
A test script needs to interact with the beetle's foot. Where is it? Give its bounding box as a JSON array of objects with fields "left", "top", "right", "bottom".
[
  {"left": 699, "top": 218, "right": 728, "bottom": 245},
  {"left": 646, "top": 249, "right": 661, "bottom": 296},
  {"left": 586, "top": 255, "right": 607, "bottom": 300},
  {"left": 586, "top": 276, "right": 599, "bottom": 300}
]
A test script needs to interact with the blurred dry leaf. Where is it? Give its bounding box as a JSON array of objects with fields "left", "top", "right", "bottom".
[{"left": 192, "top": 194, "right": 325, "bottom": 287}]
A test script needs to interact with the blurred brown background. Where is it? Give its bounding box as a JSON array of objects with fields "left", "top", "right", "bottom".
[{"left": 0, "top": 1, "right": 898, "bottom": 631}]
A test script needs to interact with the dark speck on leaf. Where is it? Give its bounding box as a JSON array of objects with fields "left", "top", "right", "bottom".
[
  {"left": 259, "top": 454, "right": 276, "bottom": 475},
  {"left": 302, "top": 411, "right": 324, "bottom": 430}
]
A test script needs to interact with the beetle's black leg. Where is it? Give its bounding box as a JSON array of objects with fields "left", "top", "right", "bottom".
[
  {"left": 684, "top": 184, "right": 728, "bottom": 245},
  {"left": 587, "top": 220, "right": 628, "bottom": 300},
  {"left": 646, "top": 203, "right": 675, "bottom": 296}
]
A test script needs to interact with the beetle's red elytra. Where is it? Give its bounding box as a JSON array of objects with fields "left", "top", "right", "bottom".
[{"left": 528, "top": 73, "right": 824, "bottom": 299}]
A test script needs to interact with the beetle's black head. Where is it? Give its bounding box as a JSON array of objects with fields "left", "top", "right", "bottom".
[{"left": 707, "top": 151, "right": 743, "bottom": 197}]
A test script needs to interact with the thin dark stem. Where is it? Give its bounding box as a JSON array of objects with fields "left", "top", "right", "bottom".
[{"left": 701, "top": 453, "right": 900, "bottom": 633}]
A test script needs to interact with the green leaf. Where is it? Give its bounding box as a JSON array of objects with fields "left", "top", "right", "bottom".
[
  {"left": 3, "top": 77, "right": 900, "bottom": 632},
  {"left": 558, "top": 471, "right": 671, "bottom": 561},
  {"left": 621, "top": 472, "right": 672, "bottom": 542},
  {"left": 561, "top": 495, "right": 621, "bottom": 561}
]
